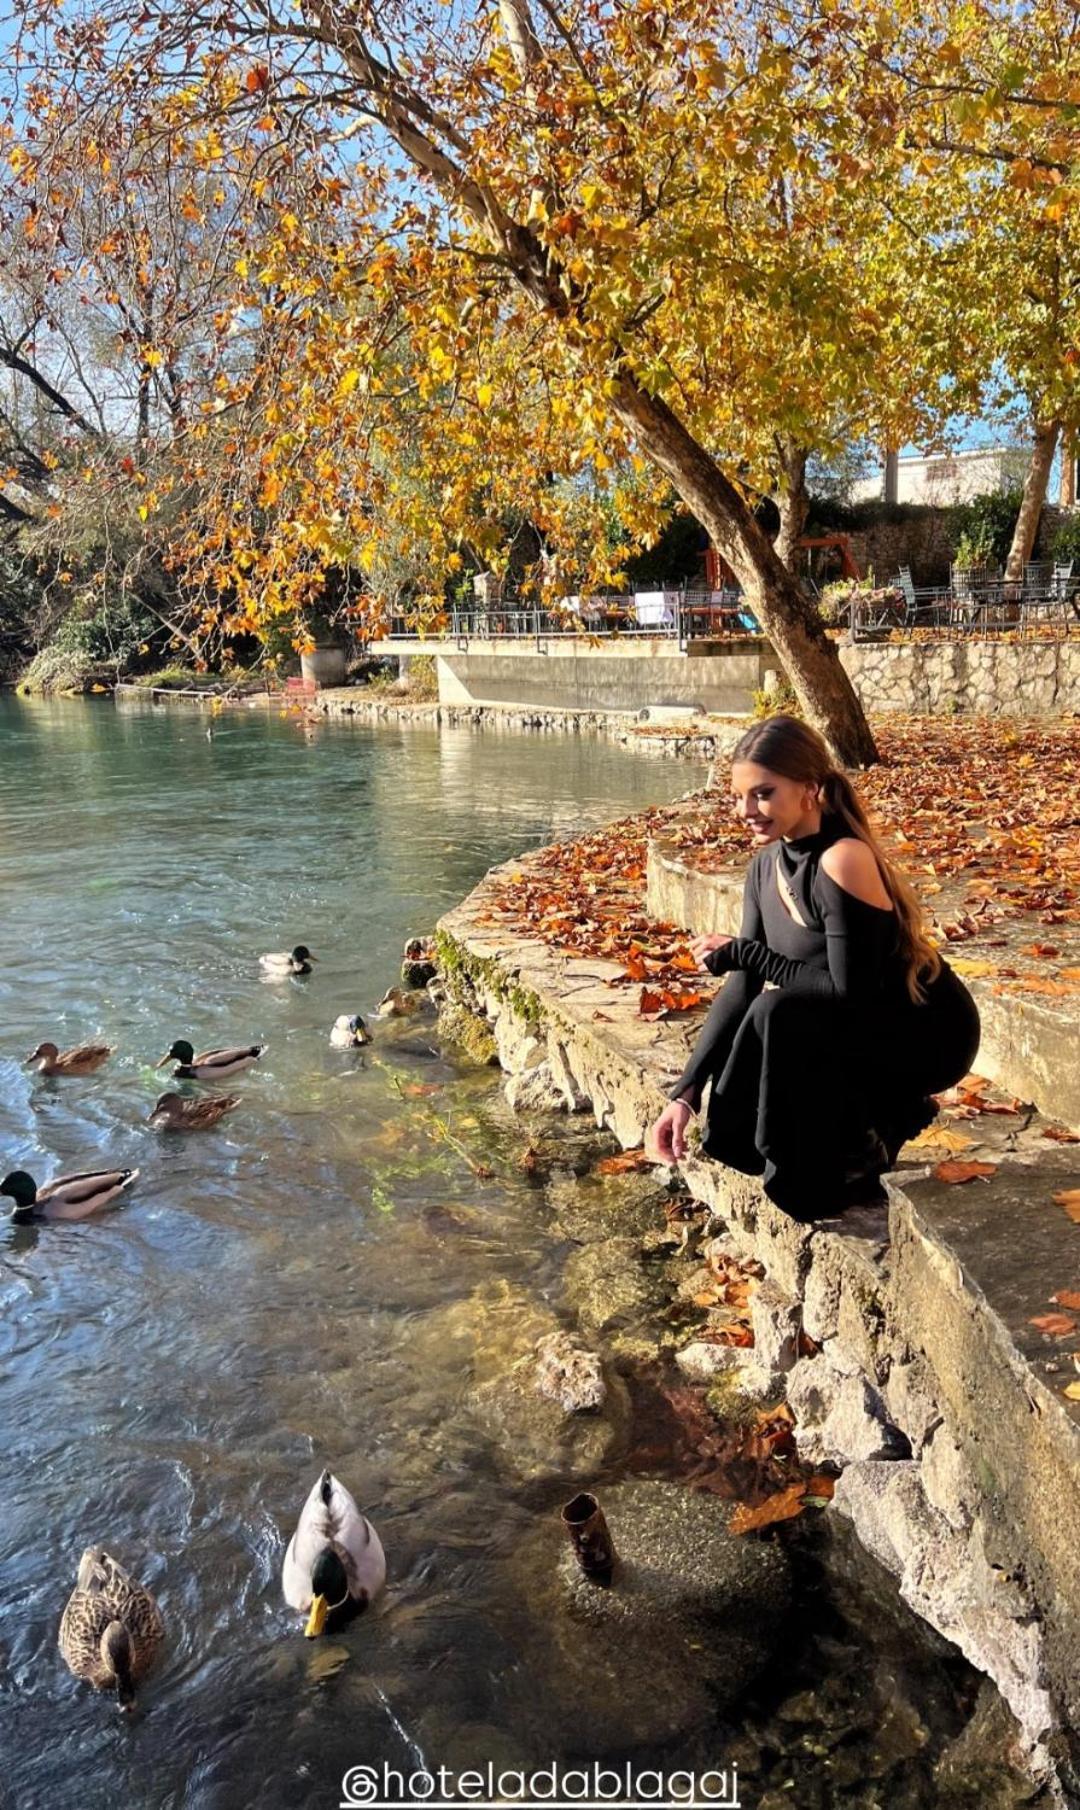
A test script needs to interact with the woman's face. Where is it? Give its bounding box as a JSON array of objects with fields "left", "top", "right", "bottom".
[{"left": 730, "top": 760, "right": 821, "bottom": 844}]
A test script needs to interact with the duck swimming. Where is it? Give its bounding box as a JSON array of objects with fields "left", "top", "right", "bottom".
[
  {"left": 330, "top": 1014, "right": 371, "bottom": 1048},
  {"left": 156, "top": 1040, "right": 265, "bottom": 1081},
  {"left": 59, "top": 1548, "right": 164, "bottom": 1711},
  {"left": 260, "top": 945, "right": 317, "bottom": 977},
  {"left": 148, "top": 1091, "right": 240, "bottom": 1131},
  {"left": 282, "top": 1469, "right": 386, "bottom": 1638},
  {"left": 1, "top": 1167, "right": 139, "bottom": 1223},
  {"left": 25, "top": 1041, "right": 113, "bottom": 1076}
]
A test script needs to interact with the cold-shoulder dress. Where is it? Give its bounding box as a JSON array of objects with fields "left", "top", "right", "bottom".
[{"left": 671, "top": 813, "right": 981, "bottom": 1220}]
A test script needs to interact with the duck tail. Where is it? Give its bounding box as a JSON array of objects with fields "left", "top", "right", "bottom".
[
  {"left": 119, "top": 1169, "right": 140, "bottom": 1191},
  {"left": 319, "top": 1469, "right": 333, "bottom": 1507}
]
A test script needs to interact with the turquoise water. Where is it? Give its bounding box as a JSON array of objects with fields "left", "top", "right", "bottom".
[
  {"left": 0, "top": 697, "right": 1008, "bottom": 1810},
  {"left": 0, "top": 696, "right": 708, "bottom": 1810}
]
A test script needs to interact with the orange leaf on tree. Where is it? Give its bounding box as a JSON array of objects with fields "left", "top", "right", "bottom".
[{"left": 933, "top": 1159, "right": 998, "bottom": 1183}]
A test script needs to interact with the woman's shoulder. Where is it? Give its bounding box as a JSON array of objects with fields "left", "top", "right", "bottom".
[{"left": 818, "top": 837, "right": 894, "bottom": 911}]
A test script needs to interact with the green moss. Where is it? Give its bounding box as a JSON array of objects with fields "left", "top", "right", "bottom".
[{"left": 434, "top": 931, "right": 544, "bottom": 1032}]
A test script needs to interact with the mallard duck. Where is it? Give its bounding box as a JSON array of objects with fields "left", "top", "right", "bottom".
[
  {"left": 59, "top": 1547, "right": 164, "bottom": 1710},
  {"left": 156, "top": 1039, "right": 265, "bottom": 1081},
  {"left": 375, "top": 986, "right": 421, "bottom": 1019},
  {"left": 283, "top": 1469, "right": 386, "bottom": 1638},
  {"left": 25, "top": 1041, "right": 113, "bottom": 1076},
  {"left": 148, "top": 1091, "right": 240, "bottom": 1131},
  {"left": 330, "top": 1014, "right": 371, "bottom": 1048},
  {"left": 1, "top": 1167, "right": 139, "bottom": 1223},
  {"left": 260, "top": 945, "right": 317, "bottom": 976}
]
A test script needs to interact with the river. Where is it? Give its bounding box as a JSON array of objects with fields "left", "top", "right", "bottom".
[{"left": 0, "top": 696, "right": 1015, "bottom": 1810}]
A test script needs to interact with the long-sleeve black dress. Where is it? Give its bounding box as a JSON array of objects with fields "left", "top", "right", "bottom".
[{"left": 671, "top": 813, "right": 981, "bottom": 1220}]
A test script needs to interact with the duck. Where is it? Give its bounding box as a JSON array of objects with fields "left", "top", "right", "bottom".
[
  {"left": 148, "top": 1091, "right": 240, "bottom": 1132},
  {"left": 260, "top": 945, "right": 317, "bottom": 977},
  {"left": 25, "top": 1041, "right": 113, "bottom": 1077},
  {"left": 59, "top": 1547, "right": 164, "bottom": 1711},
  {"left": 156, "top": 1039, "right": 265, "bottom": 1081},
  {"left": 282, "top": 1468, "right": 386, "bottom": 1638},
  {"left": 375, "top": 986, "right": 422, "bottom": 1019},
  {"left": 330, "top": 1014, "right": 372, "bottom": 1048},
  {"left": 1, "top": 1167, "right": 139, "bottom": 1223}
]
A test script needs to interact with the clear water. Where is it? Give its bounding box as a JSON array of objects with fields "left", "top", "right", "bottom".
[
  {"left": 0, "top": 698, "right": 1013, "bottom": 1810},
  {"left": 0, "top": 696, "right": 709, "bottom": 1810}
]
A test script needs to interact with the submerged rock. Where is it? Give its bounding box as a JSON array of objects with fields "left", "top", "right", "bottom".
[
  {"left": 534, "top": 1331, "right": 607, "bottom": 1413},
  {"left": 506, "top": 1478, "right": 792, "bottom": 1751}
]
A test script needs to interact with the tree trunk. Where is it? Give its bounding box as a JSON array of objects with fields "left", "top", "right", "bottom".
[
  {"left": 1005, "top": 420, "right": 1060, "bottom": 583},
  {"left": 1060, "top": 430, "right": 1076, "bottom": 509},
  {"left": 610, "top": 376, "right": 878, "bottom": 766},
  {"left": 773, "top": 439, "right": 810, "bottom": 576}
]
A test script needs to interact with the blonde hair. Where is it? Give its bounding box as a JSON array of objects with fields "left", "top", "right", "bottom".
[{"left": 732, "top": 715, "right": 942, "bottom": 1004}]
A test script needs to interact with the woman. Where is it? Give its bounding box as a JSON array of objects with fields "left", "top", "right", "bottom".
[{"left": 650, "top": 715, "right": 980, "bottom": 1221}]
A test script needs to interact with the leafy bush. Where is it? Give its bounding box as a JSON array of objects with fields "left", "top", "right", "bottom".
[
  {"left": 19, "top": 591, "right": 160, "bottom": 693},
  {"left": 1050, "top": 513, "right": 1080, "bottom": 566},
  {"left": 751, "top": 672, "right": 800, "bottom": 718},
  {"left": 952, "top": 486, "right": 1022, "bottom": 565}
]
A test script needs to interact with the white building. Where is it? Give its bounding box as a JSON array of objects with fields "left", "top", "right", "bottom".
[{"left": 853, "top": 447, "right": 1029, "bottom": 506}]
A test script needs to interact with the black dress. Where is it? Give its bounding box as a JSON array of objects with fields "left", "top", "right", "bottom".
[{"left": 671, "top": 813, "right": 981, "bottom": 1221}]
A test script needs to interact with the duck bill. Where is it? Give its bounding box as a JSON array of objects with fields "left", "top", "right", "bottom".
[
  {"left": 154, "top": 1054, "right": 172, "bottom": 1069},
  {"left": 304, "top": 1594, "right": 329, "bottom": 1638}
]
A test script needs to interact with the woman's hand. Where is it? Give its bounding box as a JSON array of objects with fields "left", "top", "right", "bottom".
[
  {"left": 650, "top": 1098, "right": 694, "bottom": 1164},
  {"left": 690, "top": 933, "right": 733, "bottom": 970}
]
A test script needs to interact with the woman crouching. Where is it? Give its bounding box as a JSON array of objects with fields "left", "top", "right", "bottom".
[{"left": 649, "top": 714, "right": 980, "bottom": 1222}]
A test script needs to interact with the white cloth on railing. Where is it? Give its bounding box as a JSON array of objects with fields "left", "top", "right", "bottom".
[{"left": 632, "top": 590, "right": 679, "bottom": 627}]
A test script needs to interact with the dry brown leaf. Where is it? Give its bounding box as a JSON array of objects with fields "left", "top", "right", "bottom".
[
  {"left": 804, "top": 1474, "right": 836, "bottom": 1499},
  {"left": 1050, "top": 1290, "right": 1080, "bottom": 1310},
  {"left": 949, "top": 959, "right": 998, "bottom": 978},
  {"left": 1029, "top": 1312, "right": 1079, "bottom": 1338},
  {"left": 906, "top": 1124, "right": 975, "bottom": 1153},
  {"left": 934, "top": 1159, "right": 999, "bottom": 1184},
  {"left": 1064, "top": 1382, "right": 1080, "bottom": 1401},
  {"left": 1044, "top": 1127, "right": 1080, "bottom": 1144},
  {"left": 729, "top": 1481, "right": 809, "bottom": 1535},
  {"left": 595, "top": 1147, "right": 653, "bottom": 1175},
  {"left": 1053, "top": 1189, "right": 1080, "bottom": 1223}
]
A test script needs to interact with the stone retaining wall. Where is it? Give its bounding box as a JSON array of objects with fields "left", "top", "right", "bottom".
[
  {"left": 437, "top": 853, "right": 1080, "bottom": 1803},
  {"left": 839, "top": 637, "right": 1080, "bottom": 716}
]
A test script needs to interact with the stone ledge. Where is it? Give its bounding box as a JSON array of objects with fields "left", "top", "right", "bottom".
[{"left": 438, "top": 845, "right": 1080, "bottom": 1801}]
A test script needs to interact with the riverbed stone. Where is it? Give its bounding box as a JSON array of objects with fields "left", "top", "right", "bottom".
[
  {"left": 506, "top": 1478, "right": 792, "bottom": 1751},
  {"left": 534, "top": 1331, "right": 607, "bottom": 1412},
  {"left": 504, "top": 1060, "right": 567, "bottom": 1114},
  {"left": 563, "top": 1235, "right": 668, "bottom": 1358},
  {"left": 750, "top": 1279, "right": 802, "bottom": 1375}
]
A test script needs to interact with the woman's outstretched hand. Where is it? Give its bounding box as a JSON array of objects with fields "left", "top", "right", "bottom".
[
  {"left": 690, "top": 933, "right": 733, "bottom": 971},
  {"left": 650, "top": 1098, "right": 694, "bottom": 1164}
]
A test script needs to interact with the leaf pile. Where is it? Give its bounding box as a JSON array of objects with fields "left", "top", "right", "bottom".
[{"left": 477, "top": 721, "right": 1080, "bottom": 1001}]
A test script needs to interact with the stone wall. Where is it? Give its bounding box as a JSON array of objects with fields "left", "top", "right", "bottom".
[
  {"left": 839, "top": 638, "right": 1080, "bottom": 717},
  {"left": 437, "top": 845, "right": 1080, "bottom": 1802}
]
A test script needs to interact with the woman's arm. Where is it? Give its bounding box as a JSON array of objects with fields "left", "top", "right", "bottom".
[
  {"left": 668, "top": 858, "right": 766, "bottom": 1110},
  {"left": 706, "top": 845, "right": 895, "bottom": 1005}
]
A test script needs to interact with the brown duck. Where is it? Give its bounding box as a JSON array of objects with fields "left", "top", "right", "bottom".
[{"left": 58, "top": 1548, "right": 164, "bottom": 1711}]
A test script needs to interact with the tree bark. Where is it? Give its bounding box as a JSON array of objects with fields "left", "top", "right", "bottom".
[
  {"left": 1059, "top": 430, "right": 1076, "bottom": 509},
  {"left": 610, "top": 377, "right": 877, "bottom": 765},
  {"left": 772, "top": 438, "right": 810, "bottom": 576},
  {"left": 309, "top": 0, "right": 878, "bottom": 766},
  {"left": 1005, "top": 419, "right": 1060, "bottom": 583}
]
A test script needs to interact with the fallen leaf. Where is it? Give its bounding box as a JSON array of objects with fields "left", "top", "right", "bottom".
[
  {"left": 804, "top": 1474, "right": 836, "bottom": 1499},
  {"left": 1063, "top": 1382, "right": 1080, "bottom": 1401},
  {"left": 1022, "top": 943, "right": 1060, "bottom": 958},
  {"left": 1050, "top": 1290, "right": 1080, "bottom": 1309},
  {"left": 1029, "top": 1312, "right": 1078, "bottom": 1338},
  {"left": 906, "top": 1124, "right": 974, "bottom": 1153},
  {"left": 596, "top": 1147, "right": 653, "bottom": 1174},
  {"left": 1044, "top": 1127, "right": 1080, "bottom": 1144},
  {"left": 1053, "top": 1189, "right": 1080, "bottom": 1223},
  {"left": 728, "top": 1481, "right": 809, "bottom": 1535},
  {"left": 934, "top": 1159, "right": 998, "bottom": 1183},
  {"left": 949, "top": 959, "right": 998, "bottom": 978}
]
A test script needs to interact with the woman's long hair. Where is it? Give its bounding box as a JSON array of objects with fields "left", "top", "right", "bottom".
[{"left": 732, "top": 715, "right": 942, "bottom": 1003}]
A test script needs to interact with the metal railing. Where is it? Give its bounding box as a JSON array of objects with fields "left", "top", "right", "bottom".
[
  {"left": 387, "top": 590, "right": 763, "bottom": 647},
  {"left": 849, "top": 576, "right": 1080, "bottom": 642}
]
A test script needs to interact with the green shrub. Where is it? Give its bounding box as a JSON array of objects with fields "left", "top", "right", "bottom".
[
  {"left": 952, "top": 487, "right": 1022, "bottom": 565},
  {"left": 751, "top": 673, "right": 800, "bottom": 718},
  {"left": 1050, "top": 514, "right": 1080, "bottom": 566}
]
